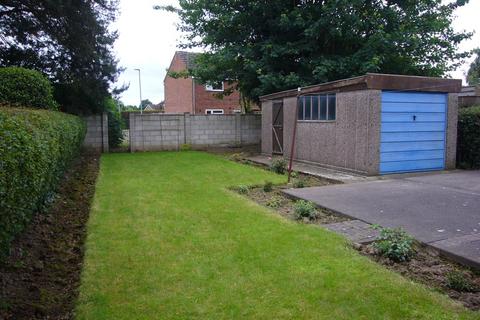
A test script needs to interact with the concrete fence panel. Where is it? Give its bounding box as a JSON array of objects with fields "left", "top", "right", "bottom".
[
  {"left": 129, "top": 113, "right": 261, "bottom": 152},
  {"left": 83, "top": 112, "right": 109, "bottom": 152}
]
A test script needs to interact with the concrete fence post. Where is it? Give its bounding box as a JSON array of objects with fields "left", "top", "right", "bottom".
[
  {"left": 102, "top": 112, "right": 109, "bottom": 153},
  {"left": 184, "top": 113, "right": 192, "bottom": 145},
  {"left": 129, "top": 112, "right": 135, "bottom": 153},
  {"left": 235, "top": 113, "right": 242, "bottom": 145}
]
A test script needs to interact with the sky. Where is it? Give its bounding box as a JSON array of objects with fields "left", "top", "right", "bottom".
[{"left": 114, "top": 0, "right": 480, "bottom": 106}]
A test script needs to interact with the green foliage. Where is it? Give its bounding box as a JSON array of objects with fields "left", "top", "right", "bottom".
[
  {"left": 237, "top": 185, "right": 249, "bottom": 194},
  {"left": 293, "top": 200, "right": 317, "bottom": 221},
  {"left": 104, "top": 97, "right": 124, "bottom": 148},
  {"left": 0, "top": 67, "right": 58, "bottom": 110},
  {"left": 457, "top": 106, "right": 480, "bottom": 169},
  {"left": 266, "top": 196, "right": 283, "bottom": 208},
  {"left": 293, "top": 179, "right": 305, "bottom": 188},
  {"left": 446, "top": 270, "right": 478, "bottom": 292},
  {"left": 467, "top": 49, "right": 480, "bottom": 86},
  {"left": 270, "top": 158, "right": 287, "bottom": 174},
  {"left": 0, "top": 1, "right": 122, "bottom": 114},
  {"left": 373, "top": 226, "right": 415, "bottom": 262},
  {"left": 180, "top": 144, "right": 192, "bottom": 151},
  {"left": 0, "top": 107, "right": 86, "bottom": 260},
  {"left": 160, "top": 1, "right": 471, "bottom": 102},
  {"left": 290, "top": 171, "right": 298, "bottom": 179},
  {"left": 263, "top": 181, "right": 273, "bottom": 192}
]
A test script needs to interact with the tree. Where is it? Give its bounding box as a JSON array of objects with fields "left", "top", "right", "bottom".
[
  {"left": 0, "top": 0, "right": 123, "bottom": 114},
  {"left": 140, "top": 99, "right": 153, "bottom": 110},
  {"left": 467, "top": 49, "right": 480, "bottom": 85},
  {"left": 157, "top": 0, "right": 472, "bottom": 102}
]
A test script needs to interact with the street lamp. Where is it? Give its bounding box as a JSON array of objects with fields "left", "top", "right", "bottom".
[{"left": 134, "top": 68, "right": 143, "bottom": 114}]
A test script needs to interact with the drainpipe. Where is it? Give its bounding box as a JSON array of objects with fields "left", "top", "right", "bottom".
[{"left": 287, "top": 87, "right": 301, "bottom": 183}]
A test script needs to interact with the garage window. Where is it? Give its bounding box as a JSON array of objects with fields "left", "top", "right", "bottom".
[{"left": 298, "top": 94, "right": 336, "bottom": 121}]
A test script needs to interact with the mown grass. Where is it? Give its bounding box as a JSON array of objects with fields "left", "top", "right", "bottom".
[{"left": 76, "top": 151, "right": 476, "bottom": 319}]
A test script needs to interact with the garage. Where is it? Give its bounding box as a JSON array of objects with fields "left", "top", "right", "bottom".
[
  {"left": 260, "top": 73, "right": 460, "bottom": 176},
  {"left": 380, "top": 91, "right": 447, "bottom": 174}
]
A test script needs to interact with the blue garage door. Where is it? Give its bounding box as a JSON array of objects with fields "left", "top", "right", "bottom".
[{"left": 380, "top": 91, "right": 447, "bottom": 174}]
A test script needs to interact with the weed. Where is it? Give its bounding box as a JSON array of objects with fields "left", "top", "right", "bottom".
[
  {"left": 372, "top": 226, "right": 415, "bottom": 262},
  {"left": 293, "top": 200, "right": 317, "bottom": 221}
]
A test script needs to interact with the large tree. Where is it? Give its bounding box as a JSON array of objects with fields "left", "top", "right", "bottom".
[
  {"left": 159, "top": 0, "right": 472, "bottom": 102},
  {"left": 0, "top": 0, "right": 122, "bottom": 114},
  {"left": 466, "top": 49, "right": 480, "bottom": 85}
]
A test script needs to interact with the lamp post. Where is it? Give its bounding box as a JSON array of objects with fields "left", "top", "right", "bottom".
[{"left": 134, "top": 68, "right": 143, "bottom": 114}]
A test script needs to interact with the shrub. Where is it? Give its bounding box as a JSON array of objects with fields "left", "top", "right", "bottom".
[
  {"left": 108, "top": 110, "right": 124, "bottom": 148},
  {"left": 457, "top": 106, "right": 480, "bottom": 168},
  {"left": 372, "top": 226, "right": 415, "bottom": 262},
  {"left": 0, "top": 67, "right": 58, "bottom": 110},
  {"left": 0, "top": 107, "right": 86, "bottom": 260},
  {"left": 446, "top": 270, "right": 478, "bottom": 292},
  {"left": 290, "top": 171, "right": 298, "bottom": 178},
  {"left": 263, "top": 181, "right": 273, "bottom": 192},
  {"left": 270, "top": 158, "right": 287, "bottom": 174},
  {"left": 293, "top": 200, "right": 317, "bottom": 221},
  {"left": 293, "top": 179, "right": 305, "bottom": 188},
  {"left": 237, "top": 185, "right": 249, "bottom": 194}
]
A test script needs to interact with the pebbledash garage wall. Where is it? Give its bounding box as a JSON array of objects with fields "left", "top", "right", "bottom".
[{"left": 260, "top": 73, "right": 461, "bottom": 176}]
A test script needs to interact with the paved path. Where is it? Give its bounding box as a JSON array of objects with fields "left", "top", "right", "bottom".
[
  {"left": 247, "top": 155, "right": 370, "bottom": 183},
  {"left": 285, "top": 171, "right": 480, "bottom": 269}
]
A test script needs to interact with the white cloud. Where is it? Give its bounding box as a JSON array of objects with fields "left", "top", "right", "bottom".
[
  {"left": 114, "top": 0, "right": 181, "bottom": 106},
  {"left": 114, "top": 0, "right": 479, "bottom": 106}
]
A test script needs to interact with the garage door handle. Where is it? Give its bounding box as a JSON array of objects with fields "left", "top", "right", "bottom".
[{"left": 413, "top": 115, "right": 416, "bottom": 121}]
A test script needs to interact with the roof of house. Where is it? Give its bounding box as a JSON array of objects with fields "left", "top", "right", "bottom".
[
  {"left": 176, "top": 51, "right": 201, "bottom": 70},
  {"left": 260, "top": 73, "right": 462, "bottom": 101}
]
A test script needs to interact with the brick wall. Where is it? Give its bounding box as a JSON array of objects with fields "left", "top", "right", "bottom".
[
  {"left": 83, "top": 113, "right": 108, "bottom": 152},
  {"left": 194, "top": 82, "right": 241, "bottom": 114},
  {"left": 164, "top": 54, "right": 194, "bottom": 114},
  {"left": 130, "top": 113, "right": 261, "bottom": 152}
]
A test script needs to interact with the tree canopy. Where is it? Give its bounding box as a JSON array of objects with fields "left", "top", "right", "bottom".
[
  {"left": 159, "top": 0, "right": 472, "bottom": 102},
  {"left": 0, "top": 0, "right": 122, "bottom": 114},
  {"left": 467, "top": 49, "right": 480, "bottom": 86}
]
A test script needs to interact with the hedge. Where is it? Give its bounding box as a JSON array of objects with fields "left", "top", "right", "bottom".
[
  {"left": 0, "top": 107, "right": 86, "bottom": 259},
  {"left": 0, "top": 67, "right": 58, "bottom": 110},
  {"left": 457, "top": 105, "right": 480, "bottom": 169}
]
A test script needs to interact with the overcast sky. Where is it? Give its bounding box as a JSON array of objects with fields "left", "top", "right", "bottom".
[{"left": 114, "top": 0, "right": 480, "bottom": 106}]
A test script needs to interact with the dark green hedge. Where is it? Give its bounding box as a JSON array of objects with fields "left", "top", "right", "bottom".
[
  {"left": 457, "top": 106, "right": 480, "bottom": 169},
  {"left": 0, "top": 107, "right": 86, "bottom": 259},
  {"left": 0, "top": 67, "right": 58, "bottom": 110}
]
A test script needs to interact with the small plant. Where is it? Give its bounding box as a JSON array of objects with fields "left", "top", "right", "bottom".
[
  {"left": 293, "top": 179, "right": 305, "bottom": 188},
  {"left": 270, "top": 158, "right": 287, "bottom": 174},
  {"left": 290, "top": 171, "right": 298, "bottom": 178},
  {"left": 263, "top": 181, "right": 273, "bottom": 192},
  {"left": 446, "top": 270, "right": 478, "bottom": 292},
  {"left": 266, "top": 196, "right": 283, "bottom": 208},
  {"left": 372, "top": 226, "right": 415, "bottom": 262},
  {"left": 237, "top": 185, "right": 249, "bottom": 194},
  {"left": 180, "top": 143, "right": 192, "bottom": 151},
  {"left": 228, "top": 153, "right": 244, "bottom": 162},
  {"left": 293, "top": 200, "right": 317, "bottom": 221}
]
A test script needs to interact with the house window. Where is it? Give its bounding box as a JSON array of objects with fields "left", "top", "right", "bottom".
[
  {"left": 205, "top": 109, "right": 224, "bottom": 115},
  {"left": 205, "top": 81, "right": 224, "bottom": 92},
  {"left": 298, "top": 94, "right": 336, "bottom": 121}
]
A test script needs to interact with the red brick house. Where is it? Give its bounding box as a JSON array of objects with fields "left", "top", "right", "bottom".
[{"left": 164, "top": 51, "right": 241, "bottom": 114}]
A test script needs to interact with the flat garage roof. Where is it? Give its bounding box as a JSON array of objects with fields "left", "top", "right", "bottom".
[{"left": 260, "top": 73, "right": 462, "bottom": 101}]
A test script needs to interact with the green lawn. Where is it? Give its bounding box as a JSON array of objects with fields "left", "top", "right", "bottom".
[{"left": 76, "top": 152, "right": 476, "bottom": 319}]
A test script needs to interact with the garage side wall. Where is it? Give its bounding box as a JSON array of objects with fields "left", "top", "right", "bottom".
[
  {"left": 282, "top": 90, "right": 381, "bottom": 175},
  {"left": 261, "top": 100, "right": 273, "bottom": 154},
  {"left": 446, "top": 93, "right": 458, "bottom": 169}
]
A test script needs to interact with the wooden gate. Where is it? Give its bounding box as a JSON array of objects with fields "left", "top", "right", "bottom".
[{"left": 272, "top": 102, "right": 283, "bottom": 154}]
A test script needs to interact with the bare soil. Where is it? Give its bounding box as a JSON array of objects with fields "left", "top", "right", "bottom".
[
  {"left": 356, "top": 243, "right": 480, "bottom": 311},
  {"left": 0, "top": 150, "right": 100, "bottom": 319}
]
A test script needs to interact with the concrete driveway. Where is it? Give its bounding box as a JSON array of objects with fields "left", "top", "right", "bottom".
[{"left": 285, "top": 171, "right": 480, "bottom": 268}]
